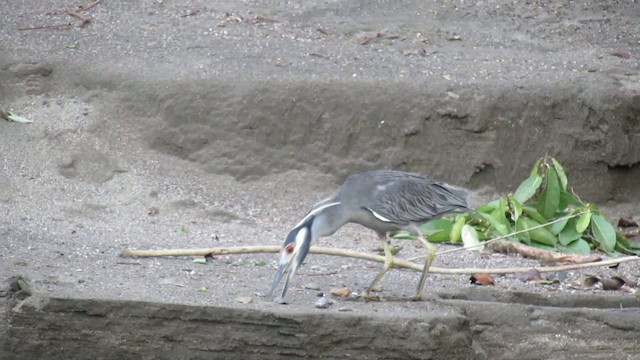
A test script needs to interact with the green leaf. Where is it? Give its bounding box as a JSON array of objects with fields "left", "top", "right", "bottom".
[
  {"left": 522, "top": 206, "right": 548, "bottom": 224},
  {"left": 475, "top": 204, "right": 496, "bottom": 214},
  {"left": 507, "top": 195, "right": 523, "bottom": 223},
  {"left": 2, "top": 110, "right": 34, "bottom": 123},
  {"left": 558, "top": 219, "right": 582, "bottom": 246},
  {"left": 551, "top": 157, "right": 568, "bottom": 191},
  {"left": 420, "top": 219, "right": 453, "bottom": 243},
  {"left": 530, "top": 158, "right": 542, "bottom": 177},
  {"left": 614, "top": 242, "right": 634, "bottom": 254},
  {"left": 420, "top": 219, "right": 453, "bottom": 235},
  {"left": 564, "top": 238, "right": 591, "bottom": 254},
  {"left": 176, "top": 226, "right": 188, "bottom": 235},
  {"left": 392, "top": 232, "right": 415, "bottom": 239},
  {"left": 560, "top": 191, "right": 584, "bottom": 208},
  {"left": 427, "top": 230, "right": 455, "bottom": 243},
  {"left": 537, "top": 167, "right": 560, "bottom": 219},
  {"left": 450, "top": 215, "right": 466, "bottom": 244},
  {"left": 475, "top": 211, "right": 509, "bottom": 236},
  {"left": 517, "top": 217, "right": 557, "bottom": 246},
  {"left": 557, "top": 191, "right": 568, "bottom": 210},
  {"left": 242, "top": 259, "right": 268, "bottom": 267},
  {"left": 590, "top": 213, "right": 616, "bottom": 253},
  {"left": 475, "top": 230, "right": 489, "bottom": 241},
  {"left": 513, "top": 176, "right": 543, "bottom": 204},
  {"left": 616, "top": 232, "right": 640, "bottom": 250},
  {"left": 461, "top": 224, "right": 483, "bottom": 252},
  {"left": 615, "top": 232, "right": 640, "bottom": 255},
  {"left": 576, "top": 211, "right": 591, "bottom": 233},
  {"left": 615, "top": 232, "right": 631, "bottom": 247},
  {"left": 550, "top": 217, "right": 569, "bottom": 235},
  {"left": 491, "top": 198, "right": 510, "bottom": 227},
  {"left": 515, "top": 218, "right": 531, "bottom": 244}
]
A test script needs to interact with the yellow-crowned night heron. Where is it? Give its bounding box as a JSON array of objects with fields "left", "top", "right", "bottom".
[{"left": 271, "top": 170, "right": 469, "bottom": 303}]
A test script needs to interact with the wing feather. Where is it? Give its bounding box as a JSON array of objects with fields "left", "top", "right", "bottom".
[{"left": 365, "top": 174, "right": 469, "bottom": 224}]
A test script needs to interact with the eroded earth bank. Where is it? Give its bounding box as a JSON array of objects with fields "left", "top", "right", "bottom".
[{"left": 1, "top": 1, "right": 640, "bottom": 359}]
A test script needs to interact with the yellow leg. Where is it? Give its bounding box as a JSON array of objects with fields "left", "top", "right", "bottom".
[
  {"left": 414, "top": 229, "right": 435, "bottom": 301},
  {"left": 363, "top": 233, "right": 393, "bottom": 299}
]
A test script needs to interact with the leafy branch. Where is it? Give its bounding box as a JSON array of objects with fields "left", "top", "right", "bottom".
[{"left": 399, "top": 156, "right": 639, "bottom": 256}]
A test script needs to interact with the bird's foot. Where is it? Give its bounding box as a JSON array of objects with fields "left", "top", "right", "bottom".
[
  {"left": 412, "top": 289, "right": 427, "bottom": 301},
  {"left": 274, "top": 296, "right": 288, "bottom": 305}
]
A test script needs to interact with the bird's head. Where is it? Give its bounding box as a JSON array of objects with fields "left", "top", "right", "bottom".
[
  {"left": 271, "top": 201, "right": 341, "bottom": 303},
  {"left": 271, "top": 217, "right": 314, "bottom": 301}
]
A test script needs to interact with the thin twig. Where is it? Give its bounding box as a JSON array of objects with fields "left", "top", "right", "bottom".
[
  {"left": 120, "top": 245, "right": 640, "bottom": 275},
  {"left": 64, "top": 2, "right": 91, "bottom": 27},
  {"left": 19, "top": 0, "right": 100, "bottom": 31},
  {"left": 18, "top": 23, "right": 73, "bottom": 31},
  {"left": 79, "top": 0, "right": 102, "bottom": 12}
]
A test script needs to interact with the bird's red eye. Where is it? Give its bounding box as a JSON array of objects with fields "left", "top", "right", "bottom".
[{"left": 286, "top": 244, "right": 294, "bottom": 253}]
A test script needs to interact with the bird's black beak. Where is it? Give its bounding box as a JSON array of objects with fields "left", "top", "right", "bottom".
[{"left": 271, "top": 225, "right": 312, "bottom": 302}]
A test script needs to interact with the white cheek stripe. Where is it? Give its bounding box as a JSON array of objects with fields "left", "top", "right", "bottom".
[
  {"left": 366, "top": 207, "right": 392, "bottom": 222},
  {"left": 295, "top": 227, "right": 308, "bottom": 251},
  {"left": 294, "top": 202, "right": 341, "bottom": 228}
]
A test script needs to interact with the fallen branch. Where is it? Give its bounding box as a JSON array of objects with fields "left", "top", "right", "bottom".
[
  {"left": 121, "top": 246, "right": 278, "bottom": 258},
  {"left": 120, "top": 246, "right": 640, "bottom": 275},
  {"left": 486, "top": 240, "right": 602, "bottom": 264}
]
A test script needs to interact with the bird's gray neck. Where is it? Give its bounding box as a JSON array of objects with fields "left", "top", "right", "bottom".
[{"left": 310, "top": 202, "right": 347, "bottom": 239}]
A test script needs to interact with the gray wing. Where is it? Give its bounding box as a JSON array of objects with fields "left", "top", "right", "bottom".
[{"left": 364, "top": 174, "right": 469, "bottom": 225}]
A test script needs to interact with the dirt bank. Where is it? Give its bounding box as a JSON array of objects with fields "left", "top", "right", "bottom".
[{"left": 1, "top": 1, "right": 639, "bottom": 359}]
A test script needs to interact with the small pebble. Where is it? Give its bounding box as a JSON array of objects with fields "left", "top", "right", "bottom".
[
  {"left": 236, "top": 296, "right": 253, "bottom": 304},
  {"left": 330, "top": 287, "right": 350, "bottom": 297},
  {"left": 304, "top": 282, "right": 321, "bottom": 290},
  {"left": 314, "top": 296, "right": 331, "bottom": 309}
]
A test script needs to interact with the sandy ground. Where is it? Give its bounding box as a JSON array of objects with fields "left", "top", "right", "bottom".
[{"left": 1, "top": 1, "right": 640, "bottom": 359}]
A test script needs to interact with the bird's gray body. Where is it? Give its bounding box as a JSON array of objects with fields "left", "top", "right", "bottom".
[
  {"left": 272, "top": 169, "right": 470, "bottom": 302},
  {"left": 310, "top": 170, "right": 469, "bottom": 237}
]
